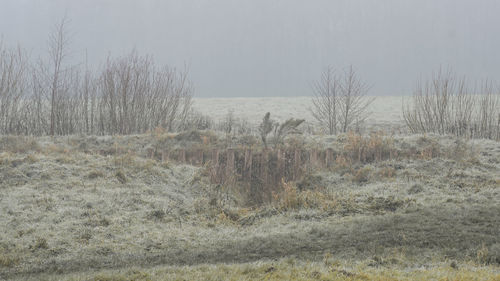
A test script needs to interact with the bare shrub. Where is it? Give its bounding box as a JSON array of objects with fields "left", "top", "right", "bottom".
[
  {"left": 97, "top": 51, "right": 193, "bottom": 135},
  {"left": 403, "top": 69, "right": 500, "bottom": 140},
  {"left": 338, "top": 67, "right": 374, "bottom": 133},
  {"left": 311, "top": 66, "right": 374, "bottom": 134},
  {"left": 311, "top": 67, "right": 339, "bottom": 134},
  {"left": 214, "top": 110, "right": 253, "bottom": 139},
  {"left": 219, "top": 110, "right": 235, "bottom": 136},
  {"left": 476, "top": 84, "right": 500, "bottom": 140},
  {"left": 0, "top": 43, "right": 30, "bottom": 135},
  {"left": 234, "top": 118, "right": 253, "bottom": 136},
  {"left": 180, "top": 110, "right": 214, "bottom": 131},
  {"left": 0, "top": 19, "right": 193, "bottom": 137}
]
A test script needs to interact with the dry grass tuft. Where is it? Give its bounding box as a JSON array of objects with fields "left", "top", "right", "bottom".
[
  {"left": 45, "top": 144, "right": 69, "bottom": 155},
  {"left": 115, "top": 170, "right": 128, "bottom": 184},
  {"left": 0, "top": 136, "right": 40, "bottom": 153},
  {"left": 350, "top": 166, "right": 372, "bottom": 183},
  {"left": 0, "top": 252, "right": 20, "bottom": 268},
  {"left": 273, "top": 179, "right": 300, "bottom": 210},
  {"left": 344, "top": 131, "right": 395, "bottom": 163},
  {"left": 334, "top": 155, "right": 351, "bottom": 172},
  {"left": 378, "top": 166, "right": 396, "bottom": 179},
  {"left": 87, "top": 170, "right": 105, "bottom": 179},
  {"left": 30, "top": 237, "right": 49, "bottom": 251},
  {"left": 113, "top": 152, "right": 136, "bottom": 168},
  {"left": 477, "top": 243, "right": 500, "bottom": 265},
  {"left": 273, "top": 179, "right": 339, "bottom": 211}
]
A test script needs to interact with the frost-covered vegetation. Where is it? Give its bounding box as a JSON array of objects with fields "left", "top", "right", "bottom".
[
  {"left": 0, "top": 21, "right": 193, "bottom": 136},
  {"left": 0, "top": 127, "right": 499, "bottom": 280},
  {"left": 1, "top": 19, "right": 500, "bottom": 281}
]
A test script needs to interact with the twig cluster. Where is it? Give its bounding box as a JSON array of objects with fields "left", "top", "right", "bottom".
[
  {"left": 311, "top": 66, "right": 374, "bottom": 135},
  {"left": 403, "top": 69, "right": 500, "bottom": 140},
  {"left": 0, "top": 20, "right": 192, "bottom": 136}
]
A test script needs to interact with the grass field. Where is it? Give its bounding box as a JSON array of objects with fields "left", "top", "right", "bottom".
[{"left": 0, "top": 97, "right": 499, "bottom": 280}]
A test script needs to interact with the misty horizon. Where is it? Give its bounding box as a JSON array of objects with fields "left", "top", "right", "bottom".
[{"left": 1, "top": 0, "right": 499, "bottom": 98}]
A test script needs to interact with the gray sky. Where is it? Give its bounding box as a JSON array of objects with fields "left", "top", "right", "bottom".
[{"left": 1, "top": 0, "right": 499, "bottom": 97}]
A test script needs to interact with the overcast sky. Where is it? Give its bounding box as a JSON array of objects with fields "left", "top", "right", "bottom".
[{"left": 1, "top": 0, "right": 499, "bottom": 97}]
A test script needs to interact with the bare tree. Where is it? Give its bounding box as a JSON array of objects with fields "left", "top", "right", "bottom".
[
  {"left": 77, "top": 51, "right": 97, "bottom": 135},
  {"left": 47, "top": 16, "right": 72, "bottom": 136},
  {"left": 338, "top": 66, "right": 374, "bottom": 133},
  {"left": 311, "top": 67, "right": 339, "bottom": 134},
  {"left": 311, "top": 66, "right": 373, "bottom": 134}
]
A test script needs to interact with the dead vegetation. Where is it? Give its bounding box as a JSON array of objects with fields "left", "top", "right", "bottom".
[
  {"left": 0, "top": 132, "right": 498, "bottom": 280},
  {"left": 1, "top": 15, "right": 499, "bottom": 281},
  {"left": 0, "top": 117, "right": 498, "bottom": 281},
  {"left": 186, "top": 131, "right": 480, "bottom": 207},
  {"left": 403, "top": 69, "right": 500, "bottom": 140},
  {"left": 30, "top": 261, "right": 500, "bottom": 281},
  {"left": 311, "top": 66, "right": 374, "bottom": 134},
  {"left": 0, "top": 25, "right": 194, "bottom": 136}
]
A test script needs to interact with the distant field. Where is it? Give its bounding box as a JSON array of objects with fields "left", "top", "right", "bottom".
[{"left": 193, "top": 95, "right": 406, "bottom": 132}]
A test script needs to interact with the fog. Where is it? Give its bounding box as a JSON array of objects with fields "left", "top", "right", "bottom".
[{"left": 1, "top": 0, "right": 499, "bottom": 97}]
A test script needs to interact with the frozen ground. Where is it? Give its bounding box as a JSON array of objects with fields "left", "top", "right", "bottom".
[{"left": 0, "top": 96, "right": 499, "bottom": 280}]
